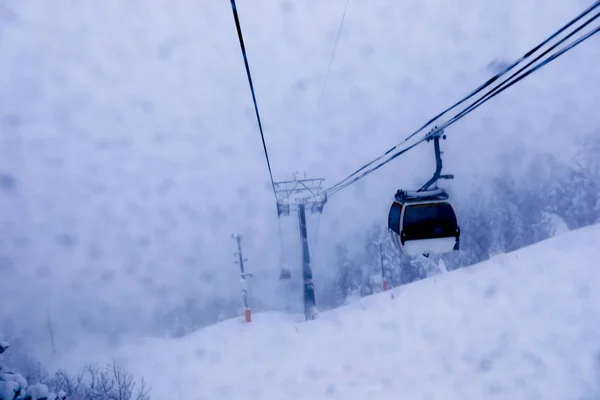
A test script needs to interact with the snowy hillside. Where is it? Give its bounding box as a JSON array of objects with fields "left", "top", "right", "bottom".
[{"left": 50, "top": 224, "right": 600, "bottom": 399}]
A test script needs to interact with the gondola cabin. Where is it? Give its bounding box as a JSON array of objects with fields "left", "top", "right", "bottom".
[
  {"left": 279, "top": 267, "right": 291, "bottom": 280},
  {"left": 388, "top": 189, "right": 460, "bottom": 256}
]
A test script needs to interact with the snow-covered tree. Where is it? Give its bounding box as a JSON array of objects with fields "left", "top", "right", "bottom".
[
  {"left": 333, "top": 243, "right": 363, "bottom": 304},
  {"left": 573, "top": 133, "right": 600, "bottom": 223},
  {"left": 49, "top": 362, "right": 150, "bottom": 400},
  {"left": 0, "top": 335, "right": 150, "bottom": 400},
  {"left": 1, "top": 342, "right": 64, "bottom": 400}
]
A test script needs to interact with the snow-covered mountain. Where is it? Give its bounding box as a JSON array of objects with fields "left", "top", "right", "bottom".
[
  {"left": 1, "top": 0, "right": 599, "bottom": 341},
  {"left": 47, "top": 223, "right": 600, "bottom": 399}
]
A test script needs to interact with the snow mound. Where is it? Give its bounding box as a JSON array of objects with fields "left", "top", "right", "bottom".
[
  {"left": 55, "top": 224, "right": 600, "bottom": 399},
  {"left": 0, "top": 369, "right": 27, "bottom": 400},
  {"left": 0, "top": 381, "right": 19, "bottom": 400},
  {"left": 25, "top": 383, "right": 49, "bottom": 400}
]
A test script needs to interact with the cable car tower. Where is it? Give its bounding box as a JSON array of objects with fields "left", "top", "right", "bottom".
[{"left": 275, "top": 173, "right": 327, "bottom": 321}]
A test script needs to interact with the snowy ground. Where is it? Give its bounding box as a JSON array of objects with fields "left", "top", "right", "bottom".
[{"left": 50, "top": 223, "right": 600, "bottom": 399}]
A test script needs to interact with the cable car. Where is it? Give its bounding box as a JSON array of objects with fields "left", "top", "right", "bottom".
[
  {"left": 388, "top": 188, "right": 460, "bottom": 257},
  {"left": 279, "top": 267, "right": 291, "bottom": 280},
  {"left": 386, "top": 127, "right": 460, "bottom": 257}
]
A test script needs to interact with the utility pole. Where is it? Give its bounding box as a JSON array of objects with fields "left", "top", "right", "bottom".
[
  {"left": 274, "top": 175, "right": 327, "bottom": 321},
  {"left": 232, "top": 233, "right": 253, "bottom": 323}
]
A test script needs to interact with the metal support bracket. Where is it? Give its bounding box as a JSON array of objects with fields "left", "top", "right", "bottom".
[{"left": 419, "top": 127, "right": 453, "bottom": 192}]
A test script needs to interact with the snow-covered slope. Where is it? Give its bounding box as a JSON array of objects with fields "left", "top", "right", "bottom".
[{"left": 51, "top": 223, "right": 600, "bottom": 399}]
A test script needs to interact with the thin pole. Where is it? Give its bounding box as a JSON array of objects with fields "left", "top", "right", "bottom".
[{"left": 233, "top": 234, "right": 252, "bottom": 322}]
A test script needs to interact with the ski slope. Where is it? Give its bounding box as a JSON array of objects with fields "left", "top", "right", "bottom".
[{"left": 51, "top": 223, "right": 600, "bottom": 399}]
